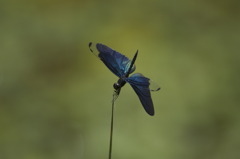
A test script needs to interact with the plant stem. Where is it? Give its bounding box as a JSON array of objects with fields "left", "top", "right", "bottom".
[{"left": 109, "top": 93, "right": 116, "bottom": 159}]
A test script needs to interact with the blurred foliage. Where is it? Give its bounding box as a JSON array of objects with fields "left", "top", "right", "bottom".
[{"left": 0, "top": 0, "right": 240, "bottom": 159}]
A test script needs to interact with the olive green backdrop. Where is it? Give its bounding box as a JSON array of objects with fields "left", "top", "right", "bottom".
[{"left": 1, "top": 0, "right": 239, "bottom": 159}]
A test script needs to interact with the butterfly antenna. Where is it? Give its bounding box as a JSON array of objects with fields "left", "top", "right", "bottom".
[{"left": 88, "top": 42, "right": 93, "bottom": 52}]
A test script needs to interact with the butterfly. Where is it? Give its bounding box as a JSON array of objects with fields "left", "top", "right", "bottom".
[{"left": 89, "top": 42, "right": 160, "bottom": 116}]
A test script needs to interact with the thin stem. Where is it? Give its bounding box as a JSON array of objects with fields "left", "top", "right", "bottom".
[{"left": 109, "top": 93, "right": 116, "bottom": 159}]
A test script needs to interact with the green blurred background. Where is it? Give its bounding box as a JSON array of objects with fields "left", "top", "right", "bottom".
[{"left": 1, "top": 0, "right": 239, "bottom": 159}]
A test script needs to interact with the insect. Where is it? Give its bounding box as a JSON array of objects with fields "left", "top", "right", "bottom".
[{"left": 89, "top": 42, "right": 160, "bottom": 116}]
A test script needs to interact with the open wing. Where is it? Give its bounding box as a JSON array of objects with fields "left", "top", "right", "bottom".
[
  {"left": 89, "top": 42, "right": 136, "bottom": 78},
  {"left": 126, "top": 73, "right": 160, "bottom": 116}
]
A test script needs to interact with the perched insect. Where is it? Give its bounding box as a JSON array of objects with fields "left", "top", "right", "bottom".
[{"left": 89, "top": 42, "right": 160, "bottom": 116}]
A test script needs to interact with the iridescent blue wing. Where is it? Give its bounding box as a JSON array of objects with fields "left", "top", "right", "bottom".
[
  {"left": 126, "top": 73, "right": 160, "bottom": 116},
  {"left": 89, "top": 42, "right": 136, "bottom": 78}
]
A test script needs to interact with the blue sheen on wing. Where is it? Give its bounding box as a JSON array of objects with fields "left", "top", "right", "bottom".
[
  {"left": 126, "top": 73, "right": 158, "bottom": 116},
  {"left": 95, "top": 43, "right": 136, "bottom": 77}
]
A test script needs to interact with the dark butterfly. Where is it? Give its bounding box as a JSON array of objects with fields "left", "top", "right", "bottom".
[{"left": 89, "top": 42, "right": 160, "bottom": 116}]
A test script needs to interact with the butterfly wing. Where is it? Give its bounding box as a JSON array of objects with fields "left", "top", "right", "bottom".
[
  {"left": 126, "top": 73, "right": 160, "bottom": 116},
  {"left": 89, "top": 42, "right": 136, "bottom": 78}
]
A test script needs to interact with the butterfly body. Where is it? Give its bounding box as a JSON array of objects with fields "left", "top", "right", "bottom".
[
  {"left": 89, "top": 42, "right": 160, "bottom": 116},
  {"left": 114, "top": 77, "right": 126, "bottom": 90}
]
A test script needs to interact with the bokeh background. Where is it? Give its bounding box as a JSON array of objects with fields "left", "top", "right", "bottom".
[{"left": 1, "top": 0, "right": 240, "bottom": 159}]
